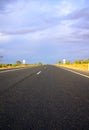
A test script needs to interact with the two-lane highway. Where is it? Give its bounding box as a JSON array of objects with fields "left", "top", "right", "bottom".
[{"left": 0, "top": 65, "right": 89, "bottom": 130}]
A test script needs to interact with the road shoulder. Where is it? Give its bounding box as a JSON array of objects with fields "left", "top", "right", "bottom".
[{"left": 55, "top": 65, "right": 89, "bottom": 78}]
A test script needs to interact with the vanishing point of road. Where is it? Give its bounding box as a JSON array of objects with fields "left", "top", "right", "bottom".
[{"left": 0, "top": 65, "right": 89, "bottom": 130}]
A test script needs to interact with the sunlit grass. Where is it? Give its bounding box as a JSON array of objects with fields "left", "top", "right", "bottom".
[
  {"left": 56, "top": 64, "right": 89, "bottom": 71},
  {"left": 0, "top": 64, "right": 39, "bottom": 69}
]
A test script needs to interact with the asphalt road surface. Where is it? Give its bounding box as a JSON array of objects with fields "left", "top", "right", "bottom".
[{"left": 0, "top": 65, "right": 89, "bottom": 130}]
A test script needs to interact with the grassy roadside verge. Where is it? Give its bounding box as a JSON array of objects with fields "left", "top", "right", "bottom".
[
  {"left": 56, "top": 64, "right": 89, "bottom": 71},
  {"left": 0, "top": 64, "right": 40, "bottom": 70}
]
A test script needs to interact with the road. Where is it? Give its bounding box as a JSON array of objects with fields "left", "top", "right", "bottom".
[{"left": 0, "top": 65, "right": 89, "bottom": 130}]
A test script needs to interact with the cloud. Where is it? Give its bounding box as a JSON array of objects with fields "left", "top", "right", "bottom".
[
  {"left": 0, "top": 0, "right": 54, "bottom": 32},
  {"left": 0, "top": 48, "right": 4, "bottom": 53},
  {"left": 54, "top": 0, "right": 76, "bottom": 17},
  {"left": 0, "top": 0, "right": 89, "bottom": 63},
  {"left": 66, "top": 7, "right": 89, "bottom": 42},
  {"left": 0, "top": 0, "right": 18, "bottom": 12},
  {"left": 0, "top": 0, "right": 87, "bottom": 36},
  {"left": 2, "top": 27, "right": 45, "bottom": 35},
  {"left": 67, "top": 7, "right": 89, "bottom": 20},
  {"left": 0, "top": 32, "right": 11, "bottom": 43}
]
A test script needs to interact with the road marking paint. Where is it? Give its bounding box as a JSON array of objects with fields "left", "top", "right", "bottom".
[
  {"left": 0, "top": 67, "right": 29, "bottom": 74},
  {"left": 37, "top": 71, "right": 41, "bottom": 75},
  {"left": 60, "top": 67, "right": 89, "bottom": 79}
]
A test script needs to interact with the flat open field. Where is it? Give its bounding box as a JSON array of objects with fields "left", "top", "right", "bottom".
[{"left": 56, "top": 64, "right": 89, "bottom": 71}]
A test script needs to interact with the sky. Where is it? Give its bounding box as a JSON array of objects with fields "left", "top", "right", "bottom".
[{"left": 0, "top": 0, "right": 89, "bottom": 64}]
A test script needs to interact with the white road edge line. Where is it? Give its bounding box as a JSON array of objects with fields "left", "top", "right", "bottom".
[
  {"left": 0, "top": 67, "right": 30, "bottom": 74},
  {"left": 57, "top": 67, "right": 89, "bottom": 79},
  {"left": 37, "top": 71, "right": 42, "bottom": 75}
]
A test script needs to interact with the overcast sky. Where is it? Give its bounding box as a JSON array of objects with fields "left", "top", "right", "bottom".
[{"left": 0, "top": 0, "right": 89, "bottom": 64}]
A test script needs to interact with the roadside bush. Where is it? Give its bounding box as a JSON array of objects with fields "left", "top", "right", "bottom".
[
  {"left": 7, "top": 64, "right": 12, "bottom": 66},
  {"left": 0, "top": 64, "right": 7, "bottom": 68},
  {"left": 0, "top": 64, "right": 2, "bottom": 68},
  {"left": 12, "top": 64, "right": 18, "bottom": 67},
  {"left": 38, "top": 62, "right": 43, "bottom": 66}
]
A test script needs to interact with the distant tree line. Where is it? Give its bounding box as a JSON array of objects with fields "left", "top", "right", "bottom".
[
  {"left": 74, "top": 59, "right": 89, "bottom": 64},
  {"left": 58, "top": 58, "right": 89, "bottom": 64}
]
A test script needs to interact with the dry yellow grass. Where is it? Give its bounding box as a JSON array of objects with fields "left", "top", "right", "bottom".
[
  {"left": 0, "top": 64, "right": 39, "bottom": 70},
  {"left": 56, "top": 64, "right": 89, "bottom": 71}
]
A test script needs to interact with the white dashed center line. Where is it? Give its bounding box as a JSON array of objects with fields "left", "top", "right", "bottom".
[{"left": 37, "top": 71, "right": 42, "bottom": 75}]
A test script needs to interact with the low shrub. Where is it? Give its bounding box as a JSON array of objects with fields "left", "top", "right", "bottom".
[{"left": 12, "top": 64, "right": 18, "bottom": 67}]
